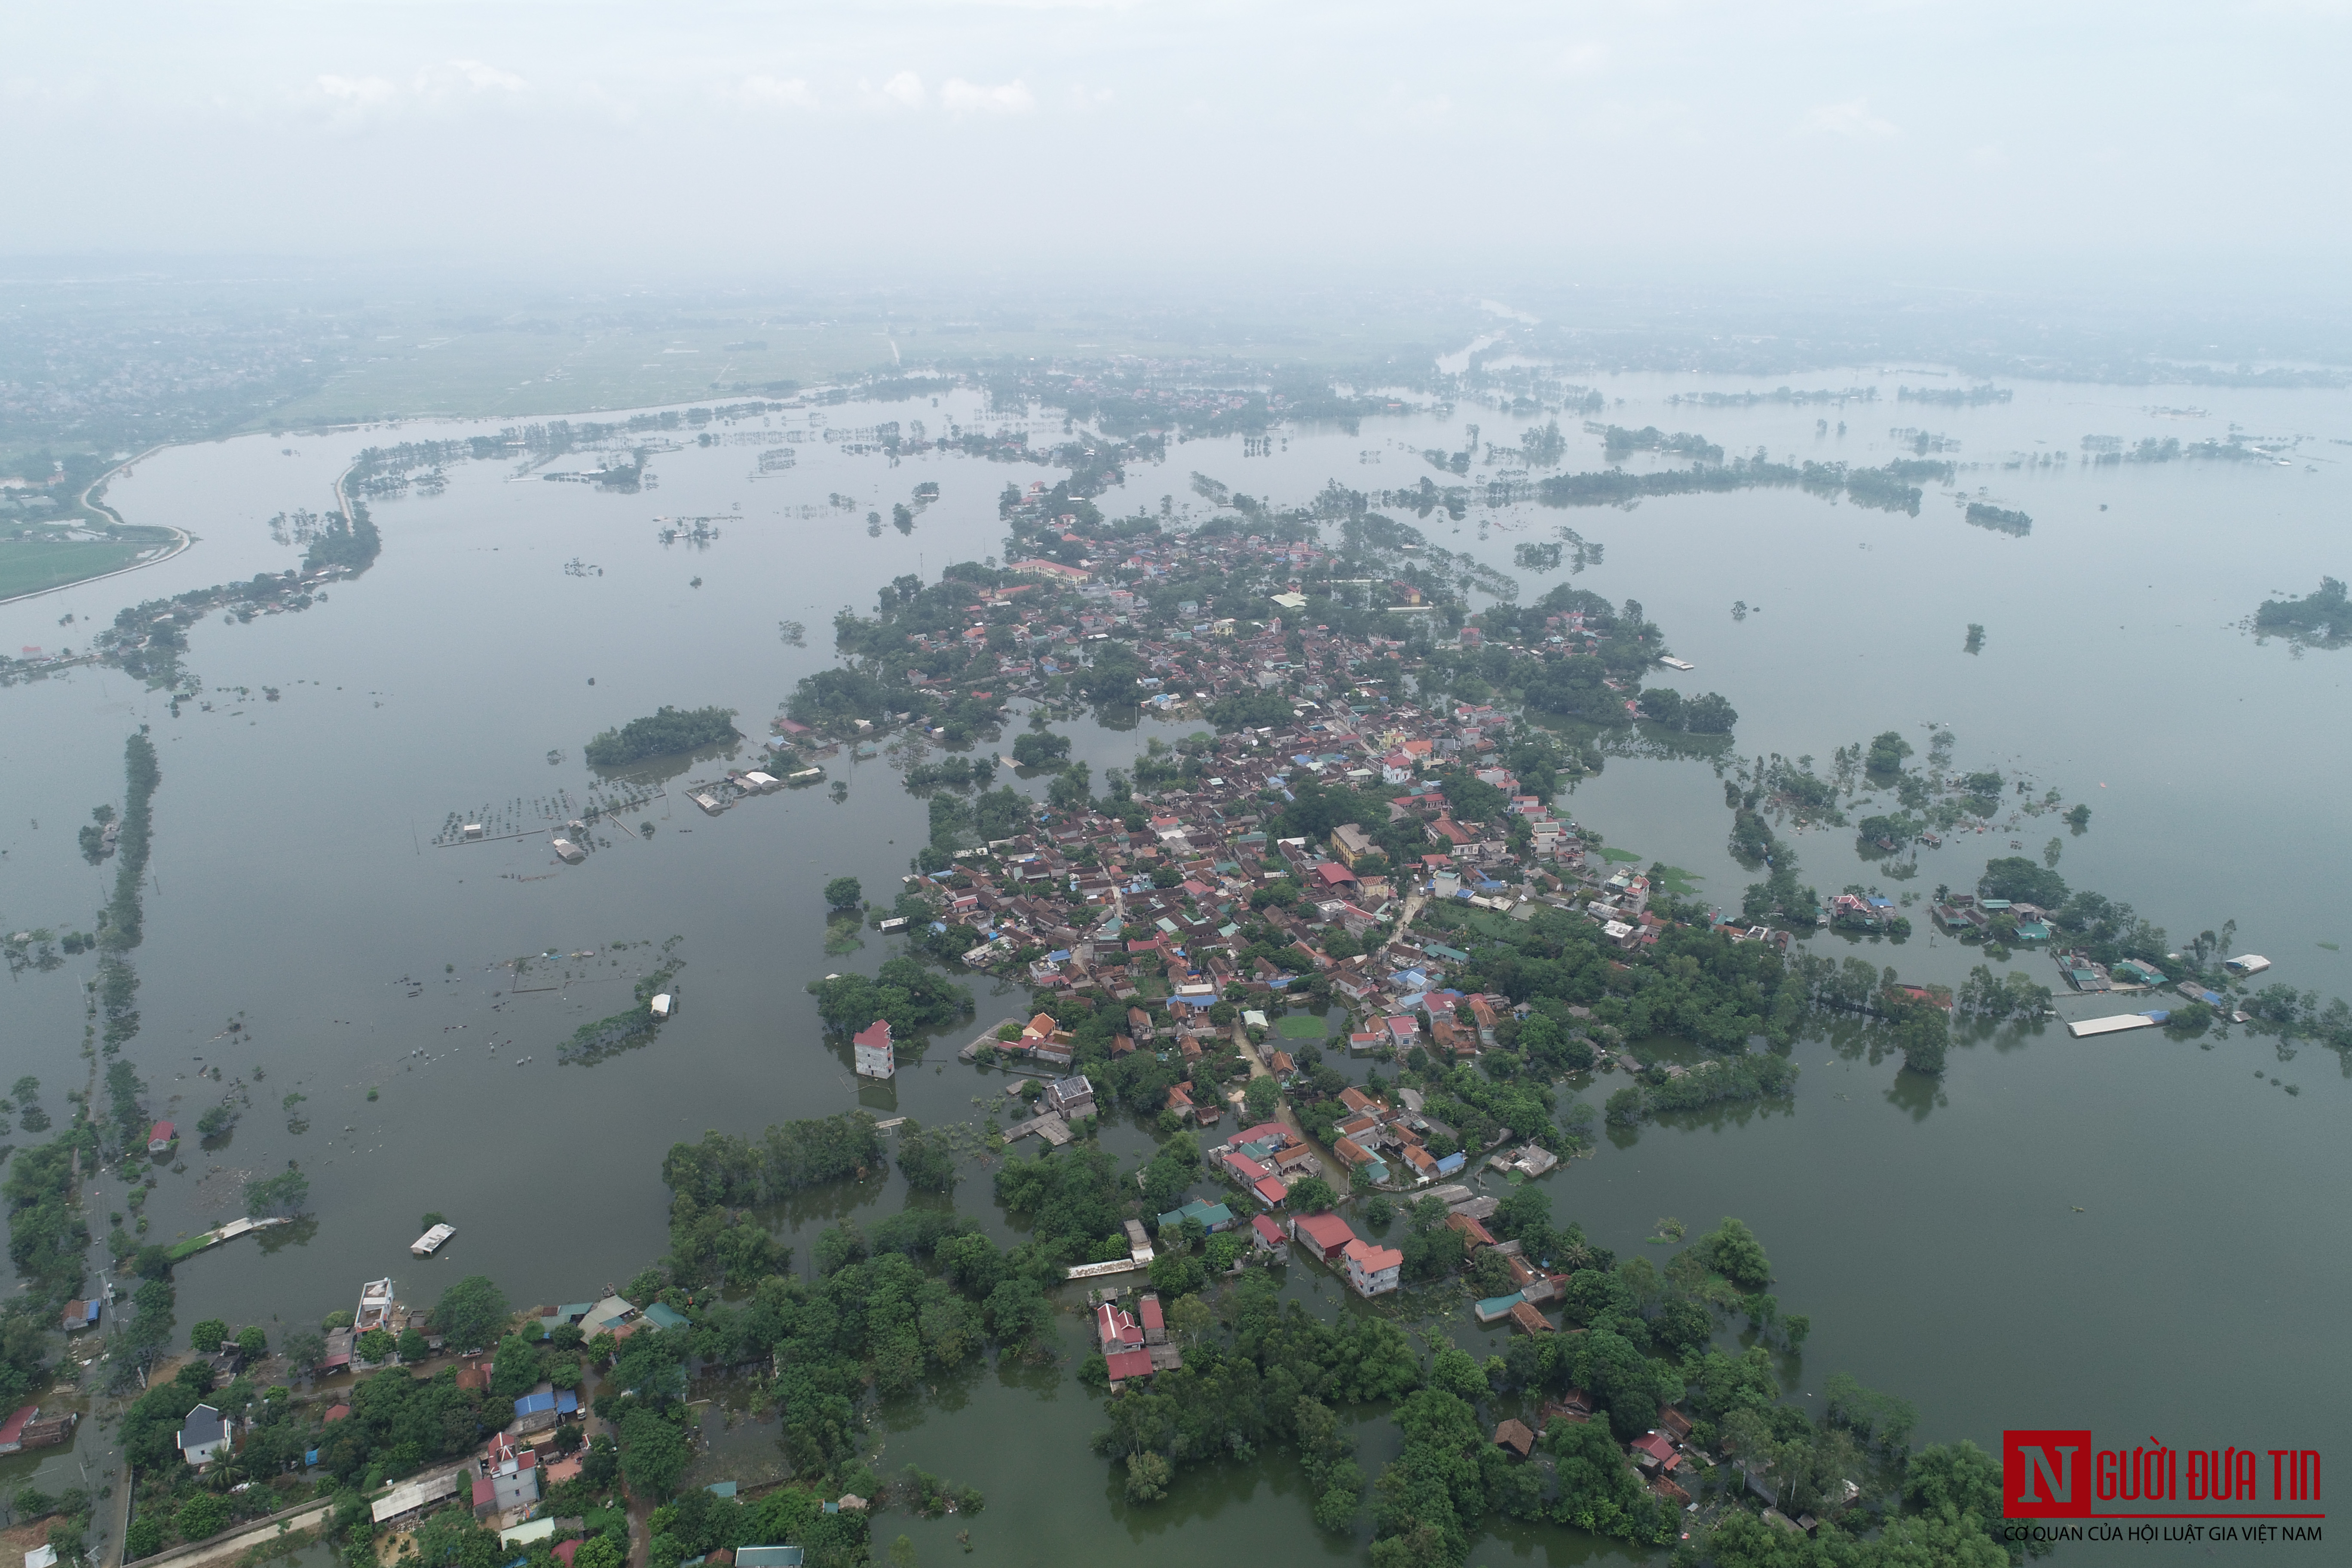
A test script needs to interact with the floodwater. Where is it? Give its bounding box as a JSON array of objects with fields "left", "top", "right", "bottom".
[{"left": 3, "top": 370, "right": 2347, "bottom": 1563}]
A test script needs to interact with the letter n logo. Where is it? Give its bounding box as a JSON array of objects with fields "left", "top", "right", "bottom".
[{"left": 2003, "top": 1429, "right": 2093, "bottom": 1518}]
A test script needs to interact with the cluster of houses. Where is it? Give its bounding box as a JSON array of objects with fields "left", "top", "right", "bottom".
[
  {"left": 1495, "top": 1393, "right": 1708, "bottom": 1512},
  {"left": 1092, "top": 1290, "right": 1184, "bottom": 1390},
  {"left": 753, "top": 512, "right": 1777, "bottom": 1108},
  {"left": 1154, "top": 1176, "right": 1575, "bottom": 1316},
  {"left": 1930, "top": 892, "right": 2053, "bottom": 944},
  {"left": 898, "top": 716, "right": 1669, "bottom": 1102},
  {"left": 1287, "top": 1211, "right": 1406, "bottom": 1299}
]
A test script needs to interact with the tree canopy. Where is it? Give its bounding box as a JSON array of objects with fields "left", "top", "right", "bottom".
[
  {"left": 432, "top": 1274, "right": 510, "bottom": 1353},
  {"left": 584, "top": 705, "right": 740, "bottom": 767}
]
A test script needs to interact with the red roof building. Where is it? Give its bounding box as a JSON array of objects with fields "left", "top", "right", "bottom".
[
  {"left": 1290, "top": 1211, "right": 1357, "bottom": 1262},
  {"left": 851, "top": 1019, "right": 894, "bottom": 1080},
  {"left": 1095, "top": 1303, "right": 1143, "bottom": 1353},
  {"left": 147, "top": 1120, "right": 176, "bottom": 1154},
  {"left": 1631, "top": 1431, "right": 1679, "bottom": 1471},
  {"left": 1445, "top": 1212, "right": 1497, "bottom": 1247},
  {"left": 1341, "top": 1238, "right": 1404, "bottom": 1298},
  {"left": 0, "top": 1405, "right": 34, "bottom": 1449},
  {"left": 1220, "top": 1150, "right": 1272, "bottom": 1184}
]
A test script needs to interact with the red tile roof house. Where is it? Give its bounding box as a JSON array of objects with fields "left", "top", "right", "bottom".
[
  {"left": 1220, "top": 1150, "right": 1272, "bottom": 1187},
  {"left": 1341, "top": 1238, "right": 1404, "bottom": 1298},
  {"left": 1096, "top": 1303, "right": 1144, "bottom": 1353},
  {"left": 1249, "top": 1214, "right": 1290, "bottom": 1256},
  {"left": 1104, "top": 1347, "right": 1157, "bottom": 1389},
  {"left": 1137, "top": 1295, "right": 1166, "bottom": 1345},
  {"left": 851, "top": 1019, "right": 894, "bottom": 1080},
  {"left": 1445, "top": 1212, "right": 1497, "bottom": 1248},
  {"left": 147, "top": 1120, "right": 176, "bottom": 1155},
  {"left": 1290, "top": 1210, "right": 1357, "bottom": 1263},
  {"left": 0, "top": 1404, "right": 36, "bottom": 1454},
  {"left": 1630, "top": 1431, "right": 1679, "bottom": 1472},
  {"left": 1507, "top": 1301, "right": 1553, "bottom": 1336}
]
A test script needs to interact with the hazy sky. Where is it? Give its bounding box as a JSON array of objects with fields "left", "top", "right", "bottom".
[{"left": 9, "top": 2, "right": 2346, "bottom": 291}]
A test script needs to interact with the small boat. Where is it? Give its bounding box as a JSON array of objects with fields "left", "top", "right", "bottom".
[{"left": 411, "top": 1222, "right": 457, "bottom": 1257}]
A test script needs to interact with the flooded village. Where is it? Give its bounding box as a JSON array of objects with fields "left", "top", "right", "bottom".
[{"left": 5, "top": 355, "right": 2349, "bottom": 1568}]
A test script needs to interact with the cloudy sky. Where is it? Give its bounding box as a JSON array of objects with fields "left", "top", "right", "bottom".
[{"left": 8, "top": 1, "right": 2345, "bottom": 294}]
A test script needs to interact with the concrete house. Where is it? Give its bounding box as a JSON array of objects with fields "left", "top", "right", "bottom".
[
  {"left": 1045, "top": 1074, "right": 1096, "bottom": 1119},
  {"left": 177, "top": 1403, "right": 231, "bottom": 1466},
  {"left": 853, "top": 1019, "right": 895, "bottom": 1080},
  {"left": 1290, "top": 1211, "right": 1357, "bottom": 1263},
  {"left": 1341, "top": 1238, "right": 1403, "bottom": 1298}
]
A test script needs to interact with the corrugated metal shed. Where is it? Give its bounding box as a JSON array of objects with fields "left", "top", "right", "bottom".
[{"left": 2066, "top": 1012, "right": 2163, "bottom": 1038}]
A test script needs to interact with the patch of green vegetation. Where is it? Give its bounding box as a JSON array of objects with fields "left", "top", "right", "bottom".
[
  {"left": 584, "top": 705, "right": 740, "bottom": 768},
  {"left": 0, "top": 536, "right": 157, "bottom": 599},
  {"left": 2254, "top": 576, "right": 2349, "bottom": 644},
  {"left": 1648, "top": 864, "right": 1703, "bottom": 896},
  {"left": 1274, "top": 1014, "right": 1328, "bottom": 1039},
  {"left": 824, "top": 912, "right": 867, "bottom": 957},
  {"left": 1597, "top": 845, "right": 1644, "bottom": 864},
  {"left": 560, "top": 961, "right": 683, "bottom": 1063}
]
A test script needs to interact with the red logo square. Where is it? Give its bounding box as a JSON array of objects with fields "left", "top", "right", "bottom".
[{"left": 2003, "top": 1429, "right": 2094, "bottom": 1518}]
